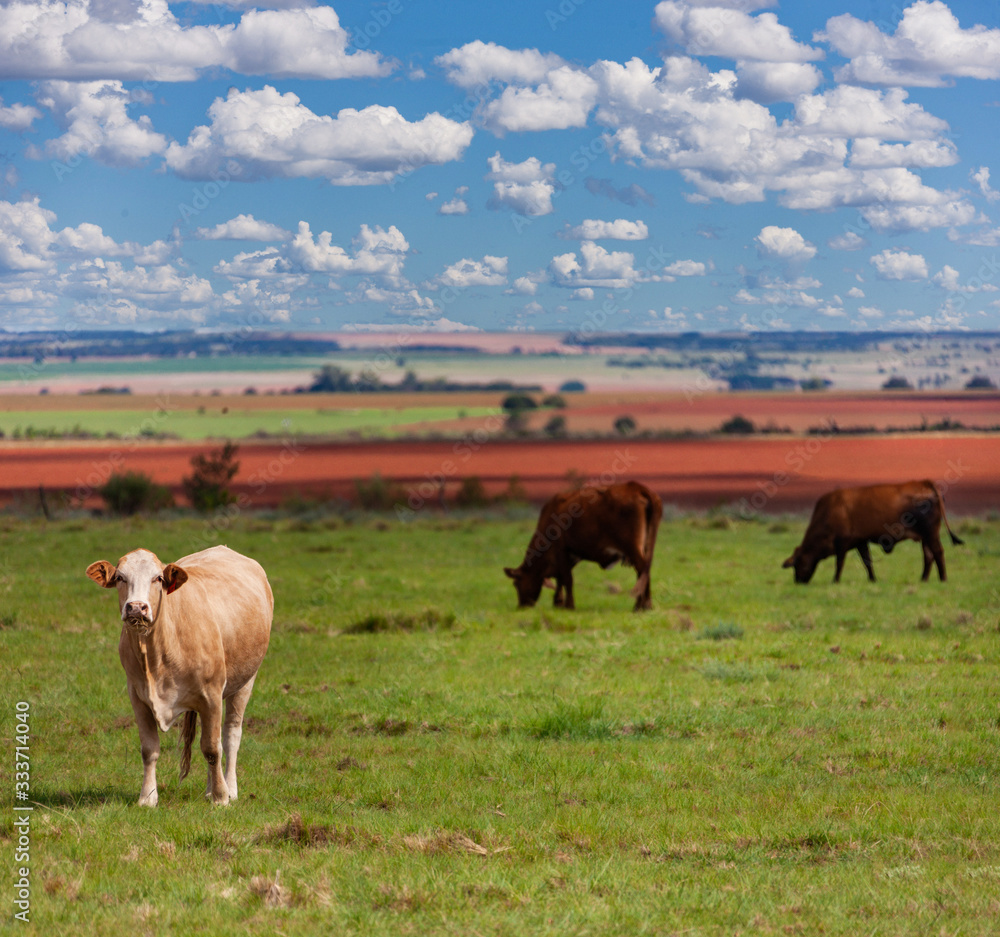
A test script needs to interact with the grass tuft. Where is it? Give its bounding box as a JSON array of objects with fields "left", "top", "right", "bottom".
[
  {"left": 698, "top": 621, "right": 744, "bottom": 641},
  {"left": 341, "top": 608, "right": 456, "bottom": 634}
]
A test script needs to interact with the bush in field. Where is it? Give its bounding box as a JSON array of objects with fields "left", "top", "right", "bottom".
[
  {"left": 309, "top": 364, "right": 354, "bottom": 392},
  {"left": 882, "top": 375, "right": 913, "bottom": 390},
  {"left": 182, "top": 442, "right": 240, "bottom": 513},
  {"left": 544, "top": 414, "right": 567, "bottom": 437},
  {"left": 559, "top": 379, "right": 586, "bottom": 392},
  {"left": 542, "top": 394, "right": 567, "bottom": 408},
  {"left": 99, "top": 471, "right": 173, "bottom": 516},
  {"left": 965, "top": 374, "right": 997, "bottom": 390},
  {"left": 501, "top": 393, "right": 537, "bottom": 412},
  {"left": 719, "top": 414, "right": 755, "bottom": 434},
  {"left": 614, "top": 415, "right": 637, "bottom": 436},
  {"left": 499, "top": 474, "right": 528, "bottom": 503},
  {"left": 355, "top": 472, "right": 406, "bottom": 511},
  {"left": 455, "top": 476, "right": 489, "bottom": 507}
]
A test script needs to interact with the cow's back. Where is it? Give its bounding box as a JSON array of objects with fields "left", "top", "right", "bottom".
[
  {"left": 809, "top": 482, "right": 939, "bottom": 541},
  {"left": 170, "top": 546, "right": 273, "bottom": 689}
]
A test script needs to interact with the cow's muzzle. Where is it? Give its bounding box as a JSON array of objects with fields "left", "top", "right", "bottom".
[{"left": 123, "top": 601, "right": 152, "bottom": 625}]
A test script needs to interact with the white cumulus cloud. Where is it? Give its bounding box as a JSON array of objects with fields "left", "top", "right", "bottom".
[
  {"left": 165, "top": 87, "right": 473, "bottom": 185},
  {"left": 870, "top": 248, "right": 928, "bottom": 280},
  {"left": 562, "top": 219, "right": 649, "bottom": 240},
  {"left": 0, "top": 0, "right": 392, "bottom": 82},
  {"left": 754, "top": 226, "right": 816, "bottom": 263},
  {"left": 435, "top": 40, "right": 565, "bottom": 88},
  {"left": 485, "top": 152, "right": 557, "bottom": 216},
  {"left": 430, "top": 255, "right": 508, "bottom": 290},
  {"left": 194, "top": 214, "right": 290, "bottom": 241},
  {"left": 819, "top": 1, "right": 1000, "bottom": 87}
]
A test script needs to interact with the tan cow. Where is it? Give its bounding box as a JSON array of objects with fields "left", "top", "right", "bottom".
[{"left": 86, "top": 545, "right": 272, "bottom": 807}]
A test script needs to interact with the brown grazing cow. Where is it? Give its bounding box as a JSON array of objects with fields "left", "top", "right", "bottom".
[
  {"left": 86, "top": 545, "right": 273, "bottom": 806},
  {"left": 505, "top": 481, "right": 662, "bottom": 611},
  {"left": 782, "top": 480, "right": 963, "bottom": 584}
]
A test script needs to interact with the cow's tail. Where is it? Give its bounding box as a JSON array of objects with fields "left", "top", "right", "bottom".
[
  {"left": 932, "top": 482, "right": 964, "bottom": 546},
  {"left": 630, "top": 489, "right": 663, "bottom": 598},
  {"left": 179, "top": 711, "right": 197, "bottom": 781}
]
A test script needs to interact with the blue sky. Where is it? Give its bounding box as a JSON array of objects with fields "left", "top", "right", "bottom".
[{"left": 2, "top": 0, "right": 1000, "bottom": 335}]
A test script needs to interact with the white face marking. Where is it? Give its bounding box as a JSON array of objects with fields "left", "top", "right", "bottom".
[{"left": 115, "top": 549, "right": 164, "bottom": 624}]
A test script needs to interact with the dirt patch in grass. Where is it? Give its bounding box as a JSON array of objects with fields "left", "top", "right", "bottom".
[{"left": 255, "top": 813, "right": 372, "bottom": 849}]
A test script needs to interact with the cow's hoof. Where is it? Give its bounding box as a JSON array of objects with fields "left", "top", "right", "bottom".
[{"left": 138, "top": 791, "right": 158, "bottom": 807}]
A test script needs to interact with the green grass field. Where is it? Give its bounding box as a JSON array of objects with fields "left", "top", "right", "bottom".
[
  {"left": 0, "top": 406, "right": 499, "bottom": 440},
  {"left": 2, "top": 510, "right": 999, "bottom": 934}
]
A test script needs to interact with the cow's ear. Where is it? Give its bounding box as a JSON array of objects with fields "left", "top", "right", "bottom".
[
  {"left": 503, "top": 567, "right": 517, "bottom": 579},
  {"left": 781, "top": 555, "right": 795, "bottom": 568},
  {"left": 162, "top": 564, "right": 189, "bottom": 594},
  {"left": 86, "top": 560, "right": 117, "bottom": 588}
]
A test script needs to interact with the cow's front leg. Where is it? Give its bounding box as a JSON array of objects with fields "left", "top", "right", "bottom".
[
  {"left": 857, "top": 542, "right": 876, "bottom": 582},
  {"left": 222, "top": 676, "right": 256, "bottom": 801},
  {"left": 128, "top": 686, "right": 160, "bottom": 807},
  {"left": 199, "top": 696, "right": 229, "bottom": 806},
  {"left": 833, "top": 547, "right": 847, "bottom": 582},
  {"left": 559, "top": 568, "right": 575, "bottom": 610}
]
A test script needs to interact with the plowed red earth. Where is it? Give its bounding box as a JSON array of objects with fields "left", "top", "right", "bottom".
[{"left": 3, "top": 434, "right": 997, "bottom": 515}]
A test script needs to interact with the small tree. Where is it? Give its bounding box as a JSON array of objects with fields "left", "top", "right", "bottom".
[
  {"left": 501, "top": 392, "right": 537, "bottom": 412},
  {"left": 559, "top": 380, "right": 586, "bottom": 393},
  {"left": 308, "top": 364, "right": 354, "bottom": 392},
  {"left": 965, "top": 374, "right": 997, "bottom": 390},
  {"left": 99, "top": 471, "right": 173, "bottom": 516},
  {"left": 614, "top": 415, "right": 637, "bottom": 436},
  {"left": 183, "top": 442, "right": 240, "bottom": 513},
  {"left": 882, "top": 375, "right": 913, "bottom": 390},
  {"left": 719, "top": 414, "right": 756, "bottom": 434},
  {"left": 455, "top": 476, "right": 489, "bottom": 507},
  {"left": 542, "top": 393, "right": 567, "bottom": 408},
  {"left": 544, "top": 414, "right": 567, "bottom": 437}
]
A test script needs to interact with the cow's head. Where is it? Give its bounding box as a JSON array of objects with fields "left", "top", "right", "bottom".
[
  {"left": 781, "top": 546, "right": 817, "bottom": 584},
  {"left": 504, "top": 565, "right": 548, "bottom": 608},
  {"left": 86, "top": 549, "right": 189, "bottom": 627}
]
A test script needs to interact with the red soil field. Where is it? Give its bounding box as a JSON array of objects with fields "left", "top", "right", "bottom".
[
  {"left": 551, "top": 391, "right": 1000, "bottom": 434},
  {"left": 3, "top": 434, "right": 997, "bottom": 516}
]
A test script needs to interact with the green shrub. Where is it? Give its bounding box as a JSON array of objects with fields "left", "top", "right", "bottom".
[
  {"left": 882, "top": 375, "right": 913, "bottom": 390},
  {"left": 98, "top": 471, "right": 173, "bottom": 516},
  {"left": 455, "top": 476, "right": 489, "bottom": 507},
  {"left": 544, "top": 414, "right": 567, "bottom": 437},
  {"left": 354, "top": 472, "right": 406, "bottom": 511},
  {"left": 182, "top": 442, "right": 240, "bottom": 513},
  {"left": 501, "top": 392, "right": 537, "bottom": 412},
  {"left": 614, "top": 415, "right": 637, "bottom": 436},
  {"left": 719, "top": 414, "right": 755, "bottom": 434}
]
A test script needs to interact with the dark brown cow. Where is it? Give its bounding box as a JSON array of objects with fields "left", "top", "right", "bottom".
[
  {"left": 782, "top": 480, "right": 963, "bottom": 584},
  {"left": 504, "top": 481, "right": 662, "bottom": 611}
]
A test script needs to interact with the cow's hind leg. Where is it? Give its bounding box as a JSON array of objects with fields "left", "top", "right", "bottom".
[
  {"left": 923, "top": 534, "right": 947, "bottom": 581},
  {"left": 129, "top": 687, "right": 160, "bottom": 807},
  {"left": 631, "top": 564, "right": 652, "bottom": 611},
  {"left": 199, "top": 695, "right": 229, "bottom": 806},
  {"left": 857, "top": 542, "right": 876, "bottom": 582},
  {"left": 222, "top": 675, "right": 257, "bottom": 801}
]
